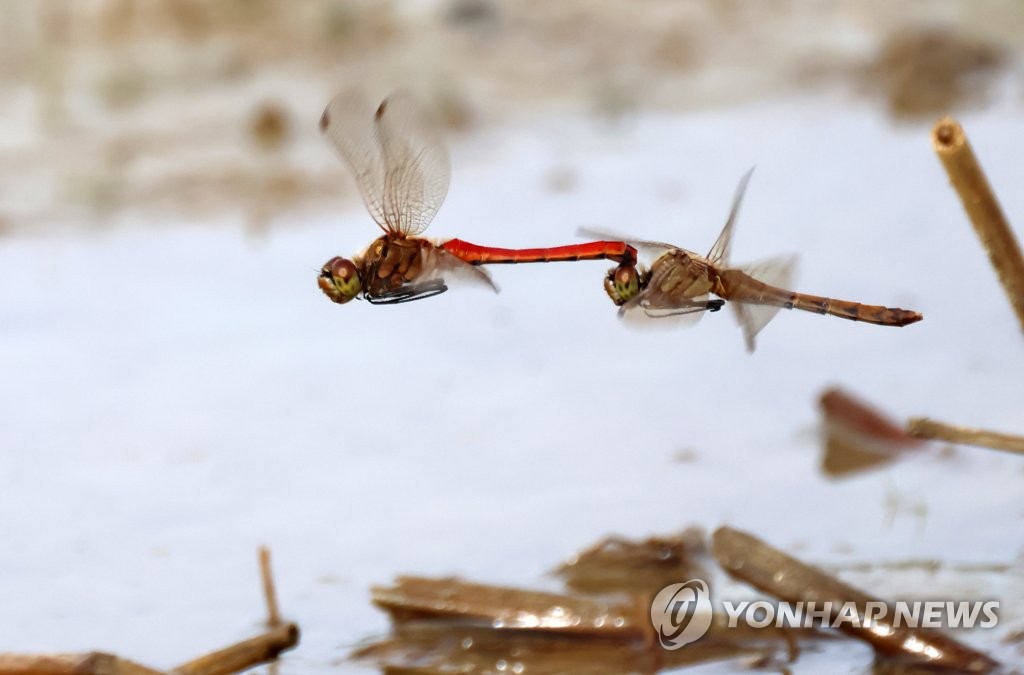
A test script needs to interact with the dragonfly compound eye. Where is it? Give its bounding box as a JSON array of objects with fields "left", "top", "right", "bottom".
[
  {"left": 604, "top": 264, "right": 640, "bottom": 306},
  {"left": 318, "top": 257, "right": 362, "bottom": 304}
]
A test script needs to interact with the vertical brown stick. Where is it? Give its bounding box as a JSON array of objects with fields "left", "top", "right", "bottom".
[
  {"left": 259, "top": 546, "right": 281, "bottom": 627},
  {"left": 932, "top": 116, "right": 1024, "bottom": 332}
]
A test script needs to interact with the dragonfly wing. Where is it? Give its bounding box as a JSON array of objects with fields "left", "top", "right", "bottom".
[
  {"left": 730, "top": 254, "right": 798, "bottom": 352},
  {"left": 373, "top": 93, "right": 451, "bottom": 237},
  {"left": 707, "top": 167, "right": 755, "bottom": 266},
  {"left": 732, "top": 303, "right": 761, "bottom": 352},
  {"left": 320, "top": 92, "right": 389, "bottom": 233},
  {"left": 576, "top": 227, "right": 677, "bottom": 257},
  {"left": 365, "top": 279, "right": 449, "bottom": 304},
  {"left": 419, "top": 247, "right": 499, "bottom": 295},
  {"left": 743, "top": 253, "right": 798, "bottom": 290},
  {"left": 618, "top": 293, "right": 714, "bottom": 329}
]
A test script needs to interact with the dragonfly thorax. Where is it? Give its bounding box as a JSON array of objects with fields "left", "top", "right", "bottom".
[
  {"left": 651, "top": 250, "right": 716, "bottom": 297},
  {"left": 361, "top": 236, "right": 431, "bottom": 298}
]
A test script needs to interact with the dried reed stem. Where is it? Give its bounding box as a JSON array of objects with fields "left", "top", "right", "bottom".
[
  {"left": 258, "top": 546, "right": 282, "bottom": 627},
  {"left": 932, "top": 116, "right": 1024, "bottom": 332},
  {"left": 170, "top": 623, "right": 299, "bottom": 675},
  {"left": 0, "top": 548, "right": 298, "bottom": 675},
  {"left": 0, "top": 653, "right": 161, "bottom": 675},
  {"left": 169, "top": 546, "right": 298, "bottom": 674},
  {"left": 908, "top": 417, "right": 1024, "bottom": 455},
  {"left": 712, "top": 526, "right": 997, "bottom": 673}
]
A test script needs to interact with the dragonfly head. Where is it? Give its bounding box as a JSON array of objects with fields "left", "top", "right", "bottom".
[
  {"left": 318, "top": 256, "right": 363, "bottom": 304},
  {"left": 604, "top": 263, "right": 641, "bottom": 306}
]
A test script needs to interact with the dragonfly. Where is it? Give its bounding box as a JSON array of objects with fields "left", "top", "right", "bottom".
[
  {"left": 584, "top": 170, "right": 923, "bottom": 351},
  {"left": 317, "top": 92, "right": 638, "bottom": 305}
]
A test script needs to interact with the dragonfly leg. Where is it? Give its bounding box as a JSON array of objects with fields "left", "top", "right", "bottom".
[
  {"left": 366, "top": 279, "right": 448, "bottom": 304},
  {"left": 643, "top": 298, "right": 724, "bottom": 318}
]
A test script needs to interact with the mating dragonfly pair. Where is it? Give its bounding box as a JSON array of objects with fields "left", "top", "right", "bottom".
[{"left": 317, "top": 93, "right": 921, "bottom": 351}]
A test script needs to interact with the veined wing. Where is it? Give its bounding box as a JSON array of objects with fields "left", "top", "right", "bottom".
[
  {"left": 420, "top": 247, "right": 499, "bottom": 294},
  {"left": 374, "top": 93, "right": 450, "bottom": 236},
  {"left": 364, "top": 247, "right": 497, "bottom": 304},
  {"left": 320, "top": 92, "right": 450, "bottom": 236},
  {"left": 577, "top": 226, "right": 678, "bottom": 257},
  {"left": 618, "top": 296, "right": 719, "bottom": 328},
  {"left": 729, "top": 254, "right": 798, "bottom": 352},
  {"left": 707, "top": 167, "right": 755, "bottom": 266},
  {"left": 320, "top": 92, "right": 388, "bottom": 232}
]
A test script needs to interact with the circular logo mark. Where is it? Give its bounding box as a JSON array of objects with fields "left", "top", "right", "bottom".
[{"left": 650, "top": 579, "right": 713, "bottom": 649}]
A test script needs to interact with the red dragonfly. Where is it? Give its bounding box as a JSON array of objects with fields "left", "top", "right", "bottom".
[
  {"left": 317, "top": 92, "right": 637, "bottom": 305},
  {"left": 585, "top": 170, "right": 923, "bottom": 351}
]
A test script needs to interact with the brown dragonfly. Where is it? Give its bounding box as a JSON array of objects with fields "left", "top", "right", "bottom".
[{"left": 584, "top": 170, "right": 923, "bottom": 351}]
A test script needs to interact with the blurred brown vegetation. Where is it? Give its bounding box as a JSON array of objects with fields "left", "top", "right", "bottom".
[{"left": 0, "top": 0, "right": 1019, "bottom": 233}]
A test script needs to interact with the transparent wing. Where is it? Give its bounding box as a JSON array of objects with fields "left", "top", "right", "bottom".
[
  {"left": 729, "top": 254, "right": 798, "bottom": 352},
  {"left": 707, "top": 167, "right": 755, "bottom": 266},
  {"left": 577, "top": 226, "right": 677, "bottom": 257},
  {"left": 365, "top": 279, "right": 449, "bottom": 305},
  {"left": 320, "top": 92, "right": 450, "bottom": 236},
  {"left": 618, "top": 296, "right": 716, "bottom": 329},
  {"left": 419, "top": 247, "right": 499, "bottom": 295},
  {"left": 320, "top": 92, "right": 389, "bottom": 232},
  {"left": 375, "top": 93, "right": 451, "bottom": 236}
]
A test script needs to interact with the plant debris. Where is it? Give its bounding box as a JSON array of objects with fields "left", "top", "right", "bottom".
[
  {"left": 933, "top": 116, "right": 1024, "bottom": 334},
  {"left": 555, "top": 528, "right": 710, "bottom": 596},
  {"left": 0, "top": 548, "right": 298, "bottom": 675},
  {"left": 908, "top": 417, "right": 1024, "bottom": 456},
  {"left": 711, "top": 526, "right": 998, "bottom": 673},
  {"left": 819, "top": 387, "right": 925, "bottom": 477},
  {"left": 356, "top": 532, "right": 832, "bottom": 673}
]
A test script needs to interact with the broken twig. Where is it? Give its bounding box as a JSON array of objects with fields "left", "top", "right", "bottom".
[
  {"left": 908, "top": 417, "right": 1024, "bottom": 455},
  {"left": 170, "top": 623, "right": 299, "bottom": 675},
  {"left": 932, "top": 116, "right": 1024, "bottom": 332},
  {"left": 0, "top": 548, "right": 299, "bottom": 675},
  {"left": 258, "top": 546, "right": 282, "bottom": 627}
]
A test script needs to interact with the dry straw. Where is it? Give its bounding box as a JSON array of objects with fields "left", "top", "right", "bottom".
[
  {"left": 932, "top": 116, "right": 1024, "bottom": 333},
  {"left": 908, "top": 417, "right": 1024, "bottom": 456}
]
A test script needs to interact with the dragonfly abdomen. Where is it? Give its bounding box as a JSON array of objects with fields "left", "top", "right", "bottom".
[
  {"left": 792, "top": 293, "right": 923, "bottom": 326},
  {"left": 720, "top": 270, "right": 923, "bottom": 327},
  {"left": 442, "top": 239, "right": 637, "bottom": 266}
]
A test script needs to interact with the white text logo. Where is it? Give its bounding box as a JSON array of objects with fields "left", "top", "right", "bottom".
[{"left": 721, "top": 600, "right": 999, "bottom": 629}]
